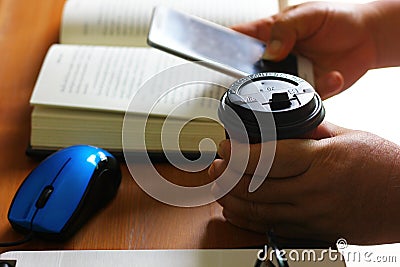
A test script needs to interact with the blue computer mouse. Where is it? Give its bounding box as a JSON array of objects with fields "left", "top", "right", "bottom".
[{"left": 8, "top": 145, "right": 121, "bottom": 240}]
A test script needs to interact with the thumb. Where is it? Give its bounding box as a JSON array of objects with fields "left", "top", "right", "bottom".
[
  {"left": 302, "top": 121, "right": 351, "bottom": 140},
  {"left": 263, "top": 3, "right": 329, "bottom": 61}
]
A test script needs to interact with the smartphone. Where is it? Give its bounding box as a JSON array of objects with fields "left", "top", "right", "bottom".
[{"left": 147, "top": 6, "right": 314, "bottom": 84}]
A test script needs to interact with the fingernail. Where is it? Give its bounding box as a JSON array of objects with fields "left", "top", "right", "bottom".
[{"left": 262, "top": 40, "right": 282, "bottom": 60}]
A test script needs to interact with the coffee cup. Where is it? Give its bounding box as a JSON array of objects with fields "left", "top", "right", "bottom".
[{"left": 218, "top": 72, "right": 325, "bottom": 143}]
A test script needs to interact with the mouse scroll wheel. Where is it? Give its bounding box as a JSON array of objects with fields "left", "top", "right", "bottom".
[{"left": 35, "top": 185, "right": 54, "bottom": 209}]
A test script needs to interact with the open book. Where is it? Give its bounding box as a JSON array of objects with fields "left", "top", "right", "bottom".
[{"left": 28, "top": 0, "right": 280, "bottom": 158}]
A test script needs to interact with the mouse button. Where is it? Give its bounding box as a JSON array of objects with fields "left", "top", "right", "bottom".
[
  {"left": 57, "top": 168, "right": 121, "bottom": 237},
  {"left": 7, "top": 213, "right": 33, "bottom": 232},
  {"left": 8, "top": 176, "right": 46, "bottom": 225},
  {"left": 30, "top": 214, "right": 63, "bottom": 234},
  {"left": 30, "top": 198, "right": 67, "bottom": 233},
  {"left": 8, "top": 198, "right": 36, "bottom": 225},
  {"left": 31, "top": 187, "right": 84, "bottom": 234},
  {"left": 33, "top": 150, "right": 73, "bottom": 182},
  {"left": 9, "top": 153, "right": 71, "bottom": 212},
  {"left": 32, "top": 161, "right": 95, "bottom": 233},
  {"left": 8, "top": 167, "right": 60, "bottom": 229}
]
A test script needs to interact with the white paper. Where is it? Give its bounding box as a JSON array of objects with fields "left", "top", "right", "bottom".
[{"left": 60, "top": 0, "right": 280, "bottom": 46}]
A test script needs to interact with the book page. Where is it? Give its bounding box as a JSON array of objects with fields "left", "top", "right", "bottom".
[
  {"left": 30, "top": 44, "right": 235, "bottom": 119},
  {"left": 60, "top": 0, "right": 279, "bottom": 46}
]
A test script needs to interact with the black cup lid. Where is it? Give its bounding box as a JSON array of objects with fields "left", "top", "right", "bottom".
[{"left": 218, "top": 72, "right": 325, "bottom": 141}]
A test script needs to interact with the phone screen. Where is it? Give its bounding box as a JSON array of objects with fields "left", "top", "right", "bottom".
[{"left": 148, "top": 6, "right": 299, "bottom": 77}]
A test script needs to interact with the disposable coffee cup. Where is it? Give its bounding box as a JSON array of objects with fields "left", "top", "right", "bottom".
[{"left": 218, "top": 72, "right": 325, "bottom": 143}]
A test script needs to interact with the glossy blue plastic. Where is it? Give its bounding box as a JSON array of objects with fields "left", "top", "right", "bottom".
[{"left": 8, "top": 145, "right": 113, "bottom": 234}]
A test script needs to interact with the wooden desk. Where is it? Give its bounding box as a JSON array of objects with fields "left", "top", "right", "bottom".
[{"left": 0, "top": 0, "right": 266, "bottom": 252}]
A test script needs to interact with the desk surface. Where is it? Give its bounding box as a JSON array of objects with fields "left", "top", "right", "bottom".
[{"left": 0, "top": 0, "right": 266, "bottom": 252}]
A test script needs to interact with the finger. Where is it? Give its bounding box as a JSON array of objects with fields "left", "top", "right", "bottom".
[
  {"left": 208, "top": 159, "right": 227, "bottom": 180},
  {"left": 209, "top": 160, "right": 255, "bottom": 197},
  {"left": 301, "top": 121, "right": 349, "bottom": 140},
  {"left": 217, "top": 139, "right": 274, "bottom": 177},
  {"left": 230, "top": 18, "right": 274, "bottom": 42},
  {"left": 218, "top": 139, "right": 318, "bottom": 178},
  {"left": 216, "top": 192, "right": 304, "bottom": 226},
  {"left": 315, "top": 71, "right": 344, "bottom": 100},
  {"left": 222, "top": 174, "right": 301, "bottom": 203},
  {"left": 264, "top": 3, "right": 329, "bottom": 61}
]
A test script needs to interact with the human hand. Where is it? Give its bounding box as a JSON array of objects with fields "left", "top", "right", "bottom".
[
  {"left": 208, "top": 122, "right": 400, "bottom": 245},
  {"left": 233, "top": 2, "right": 378, "bottom": 99}
]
